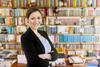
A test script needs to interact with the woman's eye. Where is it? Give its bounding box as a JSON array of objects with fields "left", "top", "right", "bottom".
[
  {"left": 31, "top": 17, "right": 35, "bottom": 20},
  {"left": 37, "top": 17, "right": 41, "bottom": 19}
]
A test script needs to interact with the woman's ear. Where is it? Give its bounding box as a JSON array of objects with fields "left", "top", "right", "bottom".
[{"left": 26, "top": 18, "right": 29, "bottom": 25}]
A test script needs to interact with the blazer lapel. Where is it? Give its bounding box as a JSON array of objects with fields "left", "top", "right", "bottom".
[{"left": 28, "top": 28, "right": 45, "bottom": 53}]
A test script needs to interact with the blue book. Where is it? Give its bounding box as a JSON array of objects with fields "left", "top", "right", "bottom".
[
  {"left": 64, "top": 35, "right": 68, "bottom": 42},
  {"left": 87, "top": 63, "right": 98, "bottom": 67},
  {"left": 59, "top": 34, "right": 64, "bottom": 42}
]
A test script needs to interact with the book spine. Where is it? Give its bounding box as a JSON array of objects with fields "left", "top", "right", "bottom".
[{"left": 73, "top": 0, "right": 76, "bottom": 8}]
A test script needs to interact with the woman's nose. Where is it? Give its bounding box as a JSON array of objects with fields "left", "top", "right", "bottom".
[{"left": 34, "top": 18, "right": 39, "bottom": 22}]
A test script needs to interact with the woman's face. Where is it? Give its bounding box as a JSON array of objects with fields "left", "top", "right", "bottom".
[{"left": 28, "top": 11, "right": 42, "bottom": 30}]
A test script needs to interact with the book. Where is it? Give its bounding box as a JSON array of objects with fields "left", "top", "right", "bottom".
[
  {"left": 16, "top": 26, "right": 27, "bottom": 34},
  {"left": 57, "top": 26, "right": 68, "bottom": 34},
  {"left": 7, "top": 34, "right": 15, "bottom": 42},
  {"left": 68, "top": 56, "right": 84, "bottom": 63},
  {"left": 0, "top": 50, "right": 17, "bottom": 58},
  {"left": 17, "top": 55, "right": 27, "bottom": 64},
  {"left": 0, "top": 58, "right": 16, "bottom": 67},
  {"left": 16, "top": 35, "right": 21, "bottom": 43}
]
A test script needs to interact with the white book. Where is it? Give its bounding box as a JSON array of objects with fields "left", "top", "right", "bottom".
[
  {"left": 7, "top": 34, "right": 15, "bottom": 42},
  {"left": 68, "top": 56, "right": 84, "bottom": 63},
  {"left": 95, "top": 17, "right": 100, "bottom": 25},
  {"left": 17, "top": 55, "right": 27, "bottom": 64},
  {"left": 16, "top": 35, "right": 21, "bottom": 43},
  {"left": 57, "top": 26, "right": 68, "bottom": 34},
  {"left": 95, "top": 8, "right": 100, "bottom": 16}
]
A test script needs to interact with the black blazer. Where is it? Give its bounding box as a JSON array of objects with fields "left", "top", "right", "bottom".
[{"left": 21, "top": 28, "right": 58, "bottom": 67}]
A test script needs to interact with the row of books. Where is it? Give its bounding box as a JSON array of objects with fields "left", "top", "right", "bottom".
[
  {"left": 48, "top": 35, "right": 100, "bottom": 43},
  {"left": 0, "top": 43, "right": 20, "bottom": 50},
  {"left": 0, "top": 26, "right": 27, "bottom": 34},
  {"left": 0, "top": 8, "right": 46, "bottom": 17},
  {"left": 0, "top": 34, "right": 15, "bottom": 42},
  {"left": 0, "top": 17, "right": 15, "bottom": 26},
  {"left": 47, "top": 17, "right": 80, "bottom": 25},
  {"left": 0, "top": 26, "right": 15, "bottom": 34},
  {"left": 56, "top": 8, "right": 96, "bottom": 16},
  {"left": 0, "top": 8, "right": 14, "bottom": 17},
  {"left": 0, "top": 58, "right": 16, "bottom": 67},
  {"left": 0, "top": 34, "right": 25, "bottom": 43},
  {"left": 1, "top": 8, "right": 100, "bottom": 17},
  {"left": 62, "top": 0, "right": 97, "bottom": 7},
  {"left": 51, "top": 7, "right": 100, "bottom": 16},
  {"left": 59, "top": 35, "right": 97, "bottom": 42},
  {"left": 47, "top": 26, "right": 100, "bottom": 34},
  {"left": 0, "top": 50, "right": 17, "bottom": 58},
  {"left": 1, "top": 16, "right": 99, "bottom": 26},
  {"left": 0, "top": 8, "right": 27, "bottom": 17},
  {"left": 47, "top": 16, "right": 100, "bottom": 25},
  {"left": 0, "top": 17, "right": 27, "bottom": 26},
  {"left": 15, "top": 17, "right": 27, "bottom": 25},
  {"left": 15, "top": 17, "right": 44, "bottom": 25},
  {"left": 36, "top": 0, "right": 59, "bottom": 7},
  {"left": 14, "top": 9, "right": 27, "bottom": 16},
  {"left": 1, "top": 0, "right": 100, "bottom": 8},
  {"left": 66, "top": 44, "right": 100, "bottom": 50},
  {"left": 1, "top": 33, "right": 100, "bottom": 43},
  {"left": 55, "top": 45, "right": 100, "bottom": 56},
  {"left": 0, "top": 26, "right": 44, "bottom": 35},
  {"left": 67, "top": 50, "right": 100, "bottom": 57},
  {"left": 0, "top": 0, "right": 31, "bottom": 8},
  {"left": 0, "top": 8, "right": 100, "bottom": 17}
]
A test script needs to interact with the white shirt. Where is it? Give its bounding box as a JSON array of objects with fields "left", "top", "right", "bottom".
[{"left": 34, "top": 31, "right": 51, "bottom": 54}]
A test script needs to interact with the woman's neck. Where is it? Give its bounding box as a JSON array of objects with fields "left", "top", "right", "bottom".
[{"left": 30, "top": 27, "right": 38, "bottom": 33}]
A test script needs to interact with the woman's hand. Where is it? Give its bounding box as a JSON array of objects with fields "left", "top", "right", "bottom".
[{"left": 38, "top": 54, "right": 51, "bottom": 60}]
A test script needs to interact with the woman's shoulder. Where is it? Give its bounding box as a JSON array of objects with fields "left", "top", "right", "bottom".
[
  {"left": 38, "top": 30, "right": 47, "bottom": 34},
  {"left": 38, "top": 30, "right": 47, "bottom": 35},
  {"left": 21, "top": 33, "right": 28, "bottom": 42},
  {"left": 21, "top": 29, "right": 31, "bottom": 40}
]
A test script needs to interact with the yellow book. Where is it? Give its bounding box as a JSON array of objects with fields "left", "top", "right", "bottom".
[
  {"left": 56, "top": 47, "right": 64, "bottom": 54},
  {"left": 14, "top": 0, "right": 17, "bottom": 8},
  {"left": 84, "top": 0, "right": 87, "bottom": 7},
  {"left": 73, "top": 0, "right": 76, "bottom": 8},
  {"left": 68, "top": 0, "right": 70, "bottom": 7},
  {"left": 23, "top": 9, "right": 27, "bottom": 16},
  {"left": 56, "top": 0, "right": 58, "bottom": 7},
  {"left": 68, "top": 26, "right": 74, "bottom": 34},
  {"left": 48, "top": 0, "right": 50, "bottom": 7},
  {"left": 20, "top": 0, "right": 23, "bottom": 7},
  {"left": 28, "top": 0, "right": 31, "bottom": 7}
]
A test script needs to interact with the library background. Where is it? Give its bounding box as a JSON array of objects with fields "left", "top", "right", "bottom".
[{"left": 0, "top": 0, "right": 100, "bottom": 67}]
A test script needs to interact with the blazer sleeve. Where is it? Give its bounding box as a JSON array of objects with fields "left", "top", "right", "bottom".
[
  {"left": 43, "top": 31, "right": 58, "bottom": 61},
  {"left": 21, "top": 34, "right": 43, "bottom": 63}
]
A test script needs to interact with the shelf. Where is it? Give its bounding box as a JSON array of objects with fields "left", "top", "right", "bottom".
[{"left": 0, "top": 0, "right": 100, "bottom": 66}]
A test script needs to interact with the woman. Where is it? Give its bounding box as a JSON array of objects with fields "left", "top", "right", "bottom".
[{"left": 21, "top": 7, "right": 58, "bottom": 67}]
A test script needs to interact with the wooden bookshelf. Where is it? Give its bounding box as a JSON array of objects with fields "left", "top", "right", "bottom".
[
  {"left": 0, "top": 0, "right": 100, "bottom": 67},
  {"left": 45, "top": 0, "right": 100, "bottom": 66}
]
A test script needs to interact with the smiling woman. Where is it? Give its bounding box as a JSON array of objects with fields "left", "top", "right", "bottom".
[
  {"left": 27, "top": 10, "right": 42, "bottom": 30},
  {"left": 21, "top": 7, "right": 58, "bottom": 67}
]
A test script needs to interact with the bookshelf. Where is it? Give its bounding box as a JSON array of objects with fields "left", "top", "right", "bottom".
[
  {"left": 0, "top": 0, "right": 48, "bottom": 66},
  {"left": 45, "top": 0, "right": 100, "bottom": 66},
  {"left": 0, "top": 0, "right": 100, "bottom": 67},
  {"left": 0, "top": 0, "right": 31, "bottom": 66}
]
